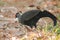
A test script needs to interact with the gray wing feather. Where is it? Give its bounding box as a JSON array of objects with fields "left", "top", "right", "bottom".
[{"left": 21, "top": 10, "right": 40, "bottom": 21}]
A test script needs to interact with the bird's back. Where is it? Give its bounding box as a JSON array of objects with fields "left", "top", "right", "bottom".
[{"left": 21, "top": 10, "right": 41, "bottom": 21}]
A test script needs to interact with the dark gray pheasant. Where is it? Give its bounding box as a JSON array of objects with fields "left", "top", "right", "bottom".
[{"left": 15, "top": 10, "right": 57, "bottom": 28}]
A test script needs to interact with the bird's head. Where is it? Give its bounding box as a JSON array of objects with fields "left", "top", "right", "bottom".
[
  {"left": 15, "top": 11, "right": 22, "bottom": 22},
  {"left": 15, "top": 11, "right": 22, "bottom": 18}
]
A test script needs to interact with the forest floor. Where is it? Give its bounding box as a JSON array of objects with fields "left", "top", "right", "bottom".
[{"left": 0, "top": 0, "right": 60, "bottom": 40}]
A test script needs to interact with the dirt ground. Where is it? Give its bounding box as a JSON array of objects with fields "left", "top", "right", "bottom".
[{"left": 0, "top": 0, "right": 60, "bottom": 40}]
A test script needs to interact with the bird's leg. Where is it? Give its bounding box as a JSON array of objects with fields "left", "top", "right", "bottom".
[
  {"left": 31, "top": 26, "right": 38, "bottom": 32},
  {"left": 34, "top": 24, "right": 36, "bottom": 28},
  {"left": 32, "top": 26, "right": 35, "bottom": 30},
  {"left": 25, "top": 25, "right": 33, "bottom": 31},
  {"left": 32, "top": 25, "right": 36, "bottom": 31}
]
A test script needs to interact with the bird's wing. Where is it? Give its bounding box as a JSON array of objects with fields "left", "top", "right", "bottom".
[{"left": 21, "top": 10, "right": 40, "bottom": 21}]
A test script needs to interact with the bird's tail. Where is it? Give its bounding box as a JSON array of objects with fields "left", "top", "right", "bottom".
[{"left": 43, "top": 10, "right": 57, "bottom": 26}]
